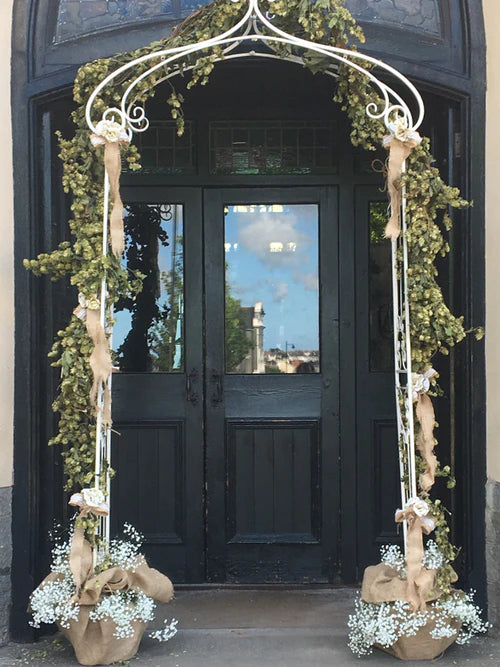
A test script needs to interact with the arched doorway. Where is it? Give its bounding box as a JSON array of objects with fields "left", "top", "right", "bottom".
[{"left": 10, "top": 0, "right": 486, "bottom": 640}]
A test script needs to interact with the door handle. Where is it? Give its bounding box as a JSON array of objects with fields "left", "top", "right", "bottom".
[
  {"left": 186, "top": 368, "right": 199, "bottom": 405},
  {"left": 211, "top": 370, "right": 223, "bottom": 406}
]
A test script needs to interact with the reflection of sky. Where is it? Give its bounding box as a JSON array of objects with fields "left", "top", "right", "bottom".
[
  {"left": 225, "top": 205, "right": 319, "bottom": 351},
  {"left": 113, "top": 205, "right": 183, "bottom": 352}
]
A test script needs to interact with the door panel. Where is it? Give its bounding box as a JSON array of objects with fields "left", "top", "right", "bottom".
[
  {"left": 355, "top": 187, "right": 401, "bottom": 575},
  {"left": 111, "top": 188, "right": 205, "bottom": 582},
  {"left": 204, "top": 187, "right": 339, "bottom": 583}
]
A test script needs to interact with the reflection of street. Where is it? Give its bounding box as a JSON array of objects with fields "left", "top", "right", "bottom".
[{"left": 265, "top": 348, "right": 319, "bottom": 374}]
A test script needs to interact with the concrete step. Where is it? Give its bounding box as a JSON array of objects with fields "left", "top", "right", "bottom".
[{"left": 0, "top": 589, "right": 497, "bottom": 666}]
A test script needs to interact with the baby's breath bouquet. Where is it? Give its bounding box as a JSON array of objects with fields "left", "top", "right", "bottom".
[
  {"left": 29, "top": 490, "right": 178, "bottom": 666},
  {"left": 348, "top": 542, "right": 488, "bottom": 659}
]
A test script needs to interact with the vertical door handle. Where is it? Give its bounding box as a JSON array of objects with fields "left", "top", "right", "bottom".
[
  {"left": 211, "top": 370, "right": 223, "bottom": 406},
  {"left": 186, "top": 368, "right": 198, "bottom": 405}
]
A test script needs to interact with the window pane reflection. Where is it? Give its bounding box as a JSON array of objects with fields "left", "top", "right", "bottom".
[
  {"left": 369, "top": 201, "right": 394, "bottom": 372},
  {"left": 224, "top": 204, "right": 320, "bottom": 374},
  {"left": 114, "top": 203, "right": 184, "bottom": 373}
]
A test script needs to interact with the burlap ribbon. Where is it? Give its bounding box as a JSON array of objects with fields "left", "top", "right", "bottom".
[
  {"left": 413, "top": 368, "right": 438, "bottom": 493},
  {"left": 395, "top": 503, "right": 436, "bottom": 611},
  {"left": 66, "top": 489, "right": 174, "bottom": 604},
  {"left": 90, "top": 120, "right": 130, "bottom": 257},
  {"left": 74, "top": 295, "right": 112, "bottom": 427},
  {"left": 383, "top": 119, "right": 421, "bottom": 241},
  {"left": 68, "top": 489, "right": 110, "bottom": 598}
]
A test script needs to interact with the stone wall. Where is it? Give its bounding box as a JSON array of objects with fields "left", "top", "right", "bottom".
[
  {"left": 0, "top": 487, "right": 12, "bottom": 645},
  {"left": 486, "top": 481, "right": 500, "bottom": 629}
]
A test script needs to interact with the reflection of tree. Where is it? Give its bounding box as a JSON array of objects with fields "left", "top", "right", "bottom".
[
  {"left": 116, "top": 204, "right": 169, "bottom": 372},
  {"left": 150, "top": 241, "right": 184, "bottom": 371},
  {"left": 225, "top": 288, "right": 254, "bottom": 372},
  {"left": 370, "top": 201, "right": 388, "bottom": 244}
]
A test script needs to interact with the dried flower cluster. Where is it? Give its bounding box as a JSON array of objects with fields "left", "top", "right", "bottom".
[
  {"left": 89, "top": 589, "right": 155, "bottom": 639},
  {"left": 348, "top": 590, "right": 488, "bottom": 657},
  {"left": 29, "top": 525, "right": 177, "bottom": 641},
  {"left": 149, "top": 618, "right": 179, "bottom": 642}
]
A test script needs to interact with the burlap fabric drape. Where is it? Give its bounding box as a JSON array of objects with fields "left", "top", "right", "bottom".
[
  {"left": 90, "top": 120, "right": 130, "bottom": 257},
  {"left": 383, "top": 120, "right": 421, "bottom": 242},
  {"left": 73, "top": 298, "right": 112, "bottom": 427},
  {"left": 412, "top": 368, "right": 439, "bottom": 493}
]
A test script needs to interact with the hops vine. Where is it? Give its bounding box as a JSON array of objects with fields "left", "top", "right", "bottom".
[{"left": 24, "top": 0, "right": 480, "bottom": 587}]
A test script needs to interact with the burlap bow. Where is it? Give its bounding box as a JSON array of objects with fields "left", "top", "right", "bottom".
[
  {"left": 68, "top": 489, "right": 110, "bottom": 598},
  {"left": 74, "top": 294, "right": 112, "bottom": 427},
  {"left": 67, "top": 489, "right": 174, "bottom": 605},
  {"left": 395, "top": 498, "right": 436, "bottom": 612},
  {"left": 412, "top": 368, "right": 438, "bottom": 493},
  {"left": 90, "top": 120, "right": 130, "bottom": 257},
  {"left": 383, "top": 118, "right": 421, "bottom": 241}
]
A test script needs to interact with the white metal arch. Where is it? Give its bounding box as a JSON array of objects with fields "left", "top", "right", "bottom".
[{"left": 86, "top": 0, "right": 422, "bottom": 550}]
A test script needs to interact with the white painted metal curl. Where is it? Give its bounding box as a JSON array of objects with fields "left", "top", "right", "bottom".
[
  {"left": 86, "top": 0, "right": 424, "bottom": 549},
  {"left": 85, "top": 0, "right": 424, "bottom": 136}
]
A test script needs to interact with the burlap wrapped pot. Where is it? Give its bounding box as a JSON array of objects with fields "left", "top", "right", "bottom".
[
  {"left": 376, "top": 615, "right": 461, "bottom": 661},
  {"left": 59, "top": 609, "right": 147, "bottom": 666}
]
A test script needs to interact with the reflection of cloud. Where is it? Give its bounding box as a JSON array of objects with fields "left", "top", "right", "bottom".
[
  {"left": 231, "top": 279, "right": 265, "bottom": 297},
  {"left": 267, "top": 279, "right": 289, "bottom": 302},
  {"left": 237, "top": 213, "right": 312, "bottom": 270},
  {"left": 292, "top": 271, "right": 318, "bottom": 291}
]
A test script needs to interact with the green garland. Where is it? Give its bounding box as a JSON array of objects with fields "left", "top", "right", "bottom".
[{"left": 24, "top": 0, "right": 480, "bottom": 584}]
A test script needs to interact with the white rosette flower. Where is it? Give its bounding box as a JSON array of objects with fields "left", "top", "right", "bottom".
[
  {"left": 69, "top": 487, "right": 109, "bottom": 516},
  {"left": 91, "top": 119, "right": 129, "bottom": 146},
  {"left": 389, "top": 116, "right": 410, "bottom": 142},
  {"left": 405, "top": 496, "right": 429, "bottom": 517}
]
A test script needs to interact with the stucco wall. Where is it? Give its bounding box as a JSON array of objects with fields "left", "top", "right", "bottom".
[
  {"left": 0, "top": 0, "right": 13, "bottom": 645},
  {"left": 484, "top": 0, "right": 500, "bottom": 627},
  {"left": 0, "top": 1, "right": 14, "bottom": 491},
  {"left": 485, "top": 0, "right": 500, "bottom": 485}
]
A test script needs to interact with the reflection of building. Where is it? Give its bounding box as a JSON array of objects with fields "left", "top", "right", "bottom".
[
  {"left": 266, "top": 349, "right": 319, "bottom": 374},
  {"left": 235, "top": 301, "right": 265, "bottom": 373}
]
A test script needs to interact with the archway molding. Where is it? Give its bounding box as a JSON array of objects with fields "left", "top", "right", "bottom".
[{"left": 11, "top": 0, "right": 487, "bottom": 640}]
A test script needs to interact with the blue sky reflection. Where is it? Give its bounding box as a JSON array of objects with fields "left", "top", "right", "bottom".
[{"left": 225, "top": 204, "right": 320, "bottom": 353}]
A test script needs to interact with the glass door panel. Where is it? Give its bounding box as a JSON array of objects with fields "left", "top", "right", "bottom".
[
  {"left": 114, "top": 203, "right": 184, "bottom": 373},
  {"left": 224, "top": 204, "right": 320, "bottom": 374}
]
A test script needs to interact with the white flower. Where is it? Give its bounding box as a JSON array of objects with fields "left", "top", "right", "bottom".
[
  {"left": 405, "top": 496, "right": 429, "bottom": 517},
  {"left": 389, "top": 116, "right": 409, "bottom": 142},
  {"left": 380, "top": 544, "right": 406, "bottom": 578},
  {"left": 422, "top": 540, "right": 445, "bottom": 570},
  {"left": 30, "top": 523, "right": 179, "bottom": 641},
  {"left": 69, "top": 488, "right": 109, "bottom": 515},
  {"left": 412, "top": 367, "right": 437, "bottom": 400},
  {"left": 94, "top": 119, "right": 127, "bottom": 143},
  {"left": 89, "top": 589, "right": 156, "bottom": 639},
  {"left": 149, "top": 618, "right": 179, "bottom": 642},
  {"left": 348, "top": 590, "right": 488, "bottom": 657}
]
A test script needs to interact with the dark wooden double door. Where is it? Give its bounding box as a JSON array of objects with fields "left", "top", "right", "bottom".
[{"left": 111, "top": 184, "right": 399, "bottom": 584}]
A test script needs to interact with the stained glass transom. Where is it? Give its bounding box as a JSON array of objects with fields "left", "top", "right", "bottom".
[
  {"left": 54, "top": 0, "right": 441, "bottom": 44},
  {"left": 126, "top": 120, "right": 195, "bottom": 174},
  {"left": 210, "top": 121, "right": 338, "bottom": 175}
]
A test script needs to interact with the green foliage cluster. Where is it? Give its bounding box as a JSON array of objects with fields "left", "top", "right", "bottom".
[{"left": 24, "top": 0, "right": 480, "bottom": 583}]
